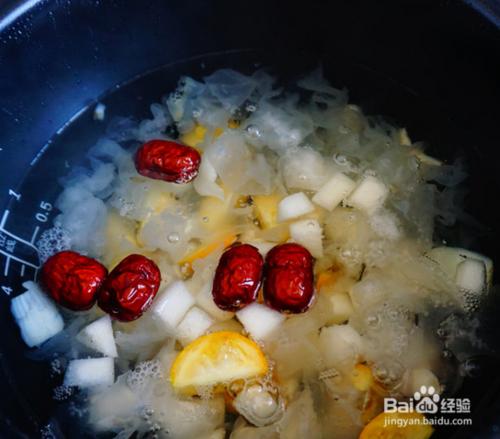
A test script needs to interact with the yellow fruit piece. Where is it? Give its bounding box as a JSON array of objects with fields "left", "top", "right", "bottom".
[
  {"left": 351, "top": 364, "right": 373, "bottom": 392},
  {"left": 253, "top": 194, "right": 281, "bottom": 229},
  {"left": 180, "top": 124, "right": 207, "bottom": 147},
  {"left": 181, "top": 124, "right": 224, "bottom": 147},
  {"left": 178, "top": 233, "right": 237, "bottom": 267},
  {"left": 359, "top": 412, "right": 433, "bottom": 439},
  {"left": 170, "top": 331, "right": 268, "bottom": 393}
]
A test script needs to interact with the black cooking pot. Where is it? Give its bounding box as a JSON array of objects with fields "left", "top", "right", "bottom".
[{"left": 1, "top": 1, "right": 500, "bottom": 437}]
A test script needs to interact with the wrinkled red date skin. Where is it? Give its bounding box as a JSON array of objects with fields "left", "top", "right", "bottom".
[
  {"left": 212, "top": 244, "right": 264, "bottom": 311},
  {"left": 41, "top": 251, "right": 108, "bottom": 311},
  {"left": 98, "top": 254, "right": 161, "bottom": 322},
  {"left": 264, "top": 243, "right": 315, "bottom": 313},
  {"left": 135, "top": 139, "right": 201, "bottom": 184}
]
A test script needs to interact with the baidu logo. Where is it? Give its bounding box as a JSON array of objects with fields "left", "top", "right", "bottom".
[
  {"left": 384, "top": 385, "right": 471, "bottom": 416},
  {"left": 413, "top": 386, "right": 440, "bottom": 414}
]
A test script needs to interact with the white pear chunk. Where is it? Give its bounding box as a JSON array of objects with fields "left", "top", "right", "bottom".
[
  {"left": 328, "top": 293, "right": 354, "bottom": 325},
  {"left": 151, "top": 281, "right": 195, "bottom": 329},
  {"left": 64, "top": 357, "right": 115, "bottom": 388},
  {"left": 77, "top": 315, "right": 118, "bottom": 358},
  {"left": 402, "top": 368, "right": 441, "bottom": 397},
  {"left": 312, "top": 173, "right": 356, "bottom": 211},
  {"left": 196, "top": 283, "right": 234, "bottom": 322},
  {"left": 319, "top": 325, "right": 363, "bottom": 370},
  {"left": 277, "top": 192, "right": 315, "bottom": 222},
  {"left": 236, "top": 302, "right": 285, "bottom": 340},
  {"left": 176, "top": 306, "right": 214, "bottom": 345},
  {"left": 346, "top": 176, "right": 388, "bottom": 215},
  {"left": 11, "top": 281, "right": 64, "bottom": 348},
  {"left": 289, "top": 219, "right": 323, "bottom": 258},
  {"left": 456, "top": 258, "right": 486, "bottom": 294},
  {"left": 426, "top": 246, "right": 493, "bottom": 289}
]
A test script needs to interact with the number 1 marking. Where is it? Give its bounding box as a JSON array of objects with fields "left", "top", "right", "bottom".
[{"left": 8, "top": 189, "right": 21, "bottom": 201}]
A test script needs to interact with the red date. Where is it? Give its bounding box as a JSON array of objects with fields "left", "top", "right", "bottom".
[
  {"left": 263, "top": 243, "right": 315, "bottom": 313},
  {"left": 212, "top": 244, "right": 264, "bottom": 311},
  {"left": 41, "top": 251, "right": 108, "bottom": 311},
  {"left": 135, "top": 139, "right": 201, "bottom": 184},
  {"left": 98, "top": 254, "right": 161, "bottom": 321}
]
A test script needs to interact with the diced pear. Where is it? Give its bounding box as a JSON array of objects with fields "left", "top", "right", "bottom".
[
  {"left": 346, "top": 176, "right": 388, "bottom": 215},
  {"left": 253, "top": 194, "right": 281, "bottom": 229},
  {"left": 176, "top": 306, "right": 215, "bottom": 345},
  {"left": 312, "top": 173, "right": 356, "bottom": 211},
  {"left": 402, "top": 368, "right": 441, "bottom": 397},
  {"left": 64, "top": 357, "right": 115, "bottom": 388},
  {"left": 151, "top": 281, "right": 195, "bottom": 329},
  {"left": 11, "top": 281, "right": 64, "bottom": 348},
  {"left": 426, "top": 246, "right": 493, "bottom": 289},
  {"left": 277, "top": 192, "right": 315, "bottom": 222},
  {"left": 236, "top": 302, "right": 286, "bottom": 340},
  {"left": 319, "top": 325, "right": 363, "bottom": 371},
  {"left": 456, "top": 258, "right": 486, "bottom": 294},
  {"left": 328, "top": 292, "right": 354, "bottom": 325},
  {"left": 289, "top": 218, "right": 323, "bottom": 258},
  {"left": 77, "top": 315, "right": 118, "bottom": 357}
]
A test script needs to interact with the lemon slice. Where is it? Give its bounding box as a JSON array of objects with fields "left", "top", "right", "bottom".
[
  {"left": 359, "top": 411, "right": 433, "bottom": 439},
  {"left": 170, "top": 331, "right": 268, "bottom": 393}
]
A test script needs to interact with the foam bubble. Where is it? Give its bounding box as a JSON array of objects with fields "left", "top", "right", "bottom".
[
  {"left": 36, "top": 226, "right": 71, "bottom": 263},
  {"left": 40, "top": 425, "right": 56, "bottom": 439},
  {"left": 126, "top": 360, "right": 163, "bottom": 391},
  {"left": 53, "top": 385, "right": 74, "bottom": 401}
]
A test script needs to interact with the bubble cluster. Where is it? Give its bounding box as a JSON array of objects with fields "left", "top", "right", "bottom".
[
  {"left": 40, "top": 424, "right": 56, "bottom": 439},
  {"left": 50, "top": 358, "right": 63, "bottom": 376},
  {"left": 127, "top": 360, "right": 163, "bottom": 391},
  {"left": 36, "top": 226, "right": 71, "bottom": 263},
  {"left": 53, "top": 385, "right": 74, "bottom": 401}
]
